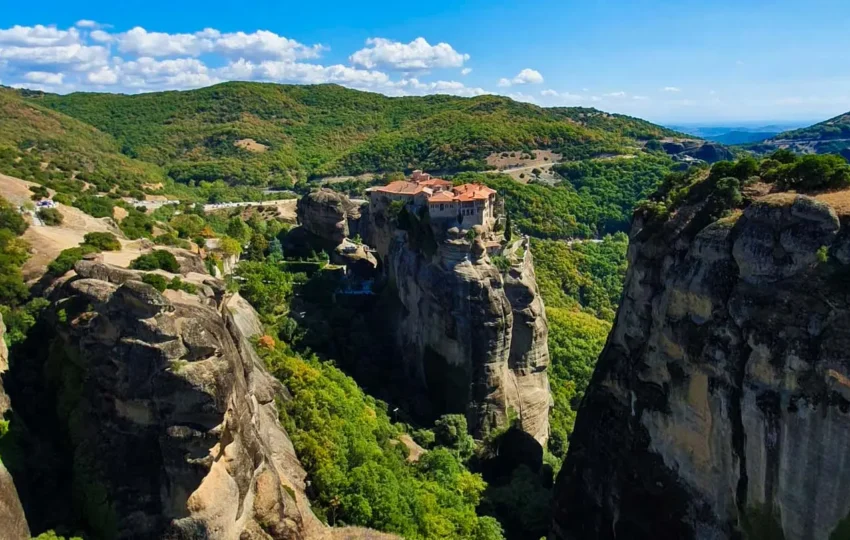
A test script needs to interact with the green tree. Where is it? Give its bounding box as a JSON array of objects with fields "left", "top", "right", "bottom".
[
  {"left": 226, "top": 216, "right": 251, "bottom": 244},
  {"left": 83, "top": 232, "right": 121, "bottom": 251},
  {"left": 247, "top": 232, "right": 269, "bottom": 261}
]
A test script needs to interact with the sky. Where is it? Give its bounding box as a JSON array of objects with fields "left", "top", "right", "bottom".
[{"left": 2, "top": 0, "right": 850, "bottom": 124}]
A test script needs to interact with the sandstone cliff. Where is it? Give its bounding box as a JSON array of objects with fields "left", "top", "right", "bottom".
[
  {"left": 368, "top": 199, "right": 551, "bottom": 444},
  {"left": 552, "top": 191, "right": 850, "bottom": 540},
  {"left": 0, "top": 314, "right": 30, "bottom": 540},
  {"left": 6, "top": 261, "right": 315, "bottom": 539}
]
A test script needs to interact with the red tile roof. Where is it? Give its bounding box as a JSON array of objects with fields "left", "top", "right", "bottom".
[
  {"left": 371, "top": 181, "right": 428, "bottom": 195},
  {"left": 428, "top": 191, "right": 456, "bottom": 203}
]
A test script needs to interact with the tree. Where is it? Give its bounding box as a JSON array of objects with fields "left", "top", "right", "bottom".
[
  {"left": 434, "top": 414, "right": 475, "bottom": 461},
  {"left": 219, "top": 236, "right": 243, "bottom": 258},
  {"left": 247, "top": 232, "right": 269, "bottom": 261},
  {"left": 268, "top": 237, "right": 284, "bottom": 262},
  {"left": 169, "top": 214, "right": 205, "bottom": 238},
  {"left": 504, "top": 214, "right": 513, "bottom": 242},
  {"left": 226, "top": 216, "right": 251, "bottom": 244}
]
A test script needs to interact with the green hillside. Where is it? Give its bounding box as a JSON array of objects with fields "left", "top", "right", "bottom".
[
  {"left": 0, "top": 87, "right": 166, "bottom": 194},
  {"left": 20, "top": 82, "right": 681, "bottom": 187},
  {"left": 745, "top": 112, "right": 850, "bottom": 159}
]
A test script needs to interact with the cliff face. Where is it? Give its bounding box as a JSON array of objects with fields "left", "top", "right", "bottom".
[
  {"left": 296, "top": 189, "right": 367, "bottom": 244},
  {"left": 0, "top": 314, "right": 30, "bottom": 540},
  {"left": 552, "top": 192, "right": 850, "bottom": 540},
  {"left": 8, "top": 261, "right": 316, "bottom": 539}
]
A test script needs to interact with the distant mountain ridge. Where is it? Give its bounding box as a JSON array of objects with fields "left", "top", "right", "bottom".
[
  {"left": 742, "top": 112, "right": 850, "bottom": 159},
  {"left": 10, "top": 82, "right": 684, "bottom": 189}
]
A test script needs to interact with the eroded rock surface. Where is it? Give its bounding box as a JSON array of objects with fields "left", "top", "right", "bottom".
[
  {"left": 381, "top": 224, "right": 550, "bottom": 444},
  {"left": 8, "top": 262, "right": 314, "bottom": 539},
  {"left": 0, "top": 314, "right": 30, "bottom": 540},
  {"left": 552, "top": 194, "right": 850, "bottom": 540},
  {"left": 296, "top": 189, "right": 365, "bottom": 245}
]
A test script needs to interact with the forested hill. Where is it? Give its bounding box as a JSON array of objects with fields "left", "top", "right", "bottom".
[
  {"left": 15, "top": 82, "right": 682, "bottom": 187},
  {"left": 745, "top": 112, "right": 850, "bottom": 159}
]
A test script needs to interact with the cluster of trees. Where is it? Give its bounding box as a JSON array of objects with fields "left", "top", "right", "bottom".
[
  {"left": 530, "top": 234, "right": 628, "bottom": 321},
  {"left": 0, "top": 196, "right": 48, "bottom": 345}
]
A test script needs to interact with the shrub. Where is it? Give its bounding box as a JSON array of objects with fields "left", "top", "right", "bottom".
[
  {"left": 130, "top": 250, "right": 180, "bottom": 272},
  {"left": 83, "top": 232, "right": 121, "bottom": 251},
  {"left": 491, "top": 255, "right": 511, "bottom": 272},
  {"left": 38, "top": 207, "right": 63, "bottom": 226},
  {"left": 52, "top": 193, "right": 73, "bottom": 206},
  {"left": 47, "top": 244, "right": 100, "bottom": 275},
  {"left": 141, "top": 273, "right": 168, "bottom": 292},
  {"left": 167, "top": 276, "right": 197, "bottom": 294},
  {"left": 73, "top": 195, "right": 114, "bottom": 218},
  {"left": 29, "top": 185, "right": 50, "bottom": 200},
  {"left": 119, "top": 210, "right": 154, "bottom": 239}
]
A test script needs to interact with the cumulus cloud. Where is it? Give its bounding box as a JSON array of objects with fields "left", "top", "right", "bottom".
[
  {"left": 0, "top": 23, "right": 492, "bottom": 99},
  {"left": 604, "top": 91, "right": 626, "bottom": 98},
  {"left": 460, "top": 67, "right": 471, "bottom": 76},
  {"left": 663, "top": 86, "right": 681, "bottom": 92},
  {"left": 24, "top": 71, "right": 63, "bottom": 84},
  {"left": 498, "top": 68, "right": 543, "bottom": 87},
  {"left": 539, "top": 89, "right": 585, "bottom": 103},
  {"left": 349, "top": 37, "right": 469, "bottom": 71},
  {"left": 115, "top": 27, "right": 325, "bottom": 61}
]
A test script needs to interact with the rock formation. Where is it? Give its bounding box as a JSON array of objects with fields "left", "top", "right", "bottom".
[
  {"left": 7, "top": 261, "right": 314, "bottom": 539},
  {"left": 296, "top": 189, "right": 367, "bottom": 245},
  {"left": 0, "top": 314, "right": 30, "bottom": 540},
  {"left": 370, "top": 202, "right": 551, "bottom": 444},
  {"left": 552, "top": 191, "right": 850, "bottom": 539}
]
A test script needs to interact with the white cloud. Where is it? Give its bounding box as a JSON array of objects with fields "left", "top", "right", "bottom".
[
  {"left": 0, "top": 25, "right": 80, "bottom": 47},
  {"left": 460, "top": 67, "right": 471, "bottom": 76},
  {"left": 89, "top": 30, "right": 113, "bottom": 43},
  {"left": 75, "top": 20, "right": 100, "bottom": 29},
  {"left": 663, "top": 86, "right": 681, "bottom": 92},
  {"left": 117, "top": 27, "right": 211, "bottom": 57},
  {"left": 115, "top": 27, "right": 324, "bottom": 61},
  {"left": 604, "top": 91, "right": 626, "bottom": 98},
  {"left": 24, "top": 71, "right": 63, "bottom": 84},
  {"left": 0, "top": 43, "right": 109, "bottom": 69},
  {"left": 219, "top": 58, "right": 390, "bottom": 87},
  {"left": 540, "top": 89, "right": 585, "bottom": 103},
  {"left": 211, "top": 30, "right": 325, "bottom": 61},
  {"left": 498, "top": 68, "right": 544, "bottom": 87},
  {"left": 507, "top": 92, "right": 537, "bottom": 104},
  {"left": 86, "top": 66, "right": 118, "bottom": 85},
  {"left": 632, "top": 95, "right": 649, "bottom": 101},
  {"left": 349, "top": 37, "right": 469, "bottom": 71}
]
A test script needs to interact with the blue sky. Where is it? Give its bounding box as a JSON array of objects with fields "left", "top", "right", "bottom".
[{"left": 2, "top": 0, "right": 849, "bottom": 123}]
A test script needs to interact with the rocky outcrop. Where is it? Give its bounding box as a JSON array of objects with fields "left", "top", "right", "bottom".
[
  {"left": 0, "top": 314, "right": 30, "bottom": 540},
  {"left": 384, "top": 231, "right": 550, "bottom": 444},
  {"left": 8, "top": 261, "right": 315, "bottom": 539},
  {"left": 552, "top": 192, "right": 850, "bottom": 540},
  {"left": 296, "top": 189, "right": 365, "bottom": 245},
  {"left": 662, "top": 139, "right": 734, "bottom": 164}
]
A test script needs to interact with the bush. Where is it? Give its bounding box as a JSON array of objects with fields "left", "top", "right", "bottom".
[
  {"left": 38, "top": 207, "right": 63, "bottom": 226},
  {"left": 52, "top": 192, "right": 73, "bottom": 206},
  {"left": 47, "top": 244, "right": 100, "bottom": 275},
  {"left": 83, "top": 232, "right": 121, "bottom": 251},
  {"left": 29, "top": 185, "right": 50, "bottom": 200},
  {"left": 141, "top": 273, "right": 168, "bottom": 292},
  {"left": 167, "top": 276, "right": 197, "bottom": 294},
  {"left": 73, "top": 195, "right": 114, "bottom": 218},
  {"left": 130, "top": 250, "right": 180, "bottom": 272}
]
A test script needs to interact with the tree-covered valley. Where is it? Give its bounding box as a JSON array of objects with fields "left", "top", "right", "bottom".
[{"left": 2, "top": 80, "right": 850, "bottom": 540}]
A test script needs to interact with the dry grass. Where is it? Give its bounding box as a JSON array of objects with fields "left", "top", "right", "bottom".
[
  {"left": 234, "top": 138, "right": 269, "bottom": 153},
  {"left": 814, "top": 188, "right": 850, "bottom": 216}
]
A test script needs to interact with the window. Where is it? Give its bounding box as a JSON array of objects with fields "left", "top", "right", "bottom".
[{"left": 440, "top": 204, "right": 445, "bottom": 211}]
